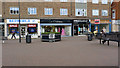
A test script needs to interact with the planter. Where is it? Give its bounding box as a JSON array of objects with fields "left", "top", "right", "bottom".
[{"left": 41, "top": 33, "right": 61, "bottom": 42}]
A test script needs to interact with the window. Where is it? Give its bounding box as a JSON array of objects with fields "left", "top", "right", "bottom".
[
  {"left": 75, "top": 0, "right": 87, "bottom": 3},
  {"left": 28, "top": 8, "right": 37, "bottom": 15},
  {"left": 60, "top": 8, "right": 68, "bottom": 15},
  {"left": 92, "top": 0, "right": 99, "bottom": 4},
  {"left": 44, "top": 8, "right": 53, "bottom": 15},
  {"left": 112, "top": 10, "right": 115, "bottom": 19},
  {"left": 60, "top": 0, "right": 67, "bottom": 2},
  {"left": 102, "top": 0, "right": 108, "bottom": 4},
  {"left": 44, "top": 0, "right": 52, "bottom": 1},
  {"left": 92, "top": 9, "right": 99, "bottom": 16},
  {"left": 10, "top": 7, "right": 19, "bottom": 15},
  {"left": 102, "top": 10, "right": 108, "bottom": 16},
  {"left": 75, "top": 9, "right": 87, "bottom": 16}
]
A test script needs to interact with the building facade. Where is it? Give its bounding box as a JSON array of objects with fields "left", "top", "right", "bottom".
[
  {"left": 87, "top": 0, "right": 111, "bottom": 33},
  {"left": 111, "top": 0, "right": 120, "bottom": 32},
  {"left": 2, "top": 0, "right": 111, "bottom": 39}
]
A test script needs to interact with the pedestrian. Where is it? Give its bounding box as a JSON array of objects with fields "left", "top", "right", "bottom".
[
  {"left": 101, "top": 27, "right": 106, "bottom": 44},
  {"left": 11, "top": 30, "right": 16, "bottom": 39}
]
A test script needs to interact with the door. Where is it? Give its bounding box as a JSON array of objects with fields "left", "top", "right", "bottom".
[
  {"left": 21, "top": 26, "right": 26, "bottom": 38},
  {"left": 74, "top": 26, "right": 78, "bottom": 35}
]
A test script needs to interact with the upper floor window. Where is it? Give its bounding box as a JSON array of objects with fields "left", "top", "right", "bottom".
[
  {"left": 60, "top": 0, "right": 67, "bottom": 2},
  {"left": 60, "top": 8, "right": 68, "bottom": 15},
  {"left": 92, "top": 0, "right": 99, "bottom": 4},
  {"left": 102, "top": 10, "right": 108, "bottom": 16},
  {"left": 44, "top": 8, "right": 53, "bottom": 15},
  {"left": 75, "top": 9, "right": 87, "bottom": 16},
  {"left": 102, "top": 0, "right": 108, "bottom": 4},
  {"left": 28, "top": 8, "right": 37, "bottom": 15},
  {"left": 75, "top": 0, "right": 87, "bottom": 3},
  {"left": 112, "top": 9, "right": 115, "bottom": 19},
  {"left": 92, "top": 9, "right": 99, "bottom": 16},
  {"left": 10, "top": 7, "right": 19, "bottom": 15},
  {"left": 44, "top": 0, "right": 52, "bottom": 1}
]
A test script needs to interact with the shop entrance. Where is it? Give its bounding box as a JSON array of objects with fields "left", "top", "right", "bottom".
[
  {"left": 74, "top": 26, "right": 78, "bottom": 35},
  {"left": 21, "top": 26, "right": 27, "bottom": 38},
  {"left": 74, "top": 24, "right": 88, "bottom": 35}
]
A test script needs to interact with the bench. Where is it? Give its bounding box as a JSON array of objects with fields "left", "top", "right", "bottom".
[{"left": 96, "top": 32, "right": 120, "bottom": 47}]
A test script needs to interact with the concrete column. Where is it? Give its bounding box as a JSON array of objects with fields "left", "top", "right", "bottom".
[
  {"left": 4, "top": 23, "right": 7, "bottom": 38},
  {"left": 38, "top": 23, "right": 40, "bottom": 37}
]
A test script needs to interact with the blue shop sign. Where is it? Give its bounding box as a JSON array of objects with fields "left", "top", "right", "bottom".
[{"left": 9, "top": 19, "right": 35, "bottom": 23}]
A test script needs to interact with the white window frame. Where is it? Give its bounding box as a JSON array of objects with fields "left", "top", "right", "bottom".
[
  {"left": 75, "top": 0, "right": 87, "bottom": 3},
  {"left": 92, "top": 0, "right": 99, "bottom": 4},
  {"left": 92, "top": 9, "right": 99, "bottom": 16},
  {"left": 10, "top": 7, "right": 19, "bottom": 15},
  {"left": 75, "top": 9, "right": 87, "bottom": 16},
  {"left": 44, "top": 8, "right": 53, "bottom": 15},
  {"left": 112, "top": 9, "right": 116, "bottom": 19},
  {"left": 60, "top": 8, "right": 68, "bottom": 15},
  {"left": 60, "top": 0, "right": 67, "bottom": 2},
  {"left": 102, "top": 0, "right": 108, "bottom": 4},
  {"left": 28, "top": 8, "right": 37, "bottom": 15},
  {"left": 102, "top": 10, "right": 108, "bottom": 16},
  {"left": 44, "top": 0, "right": 52, "bottom": 2}
]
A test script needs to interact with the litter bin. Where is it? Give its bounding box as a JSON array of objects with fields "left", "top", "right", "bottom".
[
  {"left": 88, "top": 34, "right": 92, "bottom": 41},
  {"left": 26, "top": 34, "right": 31, "bottom": 43}
]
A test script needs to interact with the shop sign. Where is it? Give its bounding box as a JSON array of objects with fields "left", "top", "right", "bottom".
[
  {"left": 95, "top": 19, "right": 100, "bottom": 24},
  {"left": 9, "top": 25, "right": 18, "bottom": 27},
  {"left": 74, "top": 19, "right": 89, "bottom": 24},
  {"left": 40, "top": 19, "right": 72, "bottom": 23},
  {"left": 7, "top": 19, "right": 39, "bottom": 24},
  {"left": 28, "top": 24, "right": 36, "bottom": 27}
]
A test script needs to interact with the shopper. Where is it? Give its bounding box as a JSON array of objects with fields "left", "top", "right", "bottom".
[
  {"left": 101, "top": 27, "right": 106, "bottom": 44},
  {"left": 11, "top": 30, "right": 16, "bottom": 39}
]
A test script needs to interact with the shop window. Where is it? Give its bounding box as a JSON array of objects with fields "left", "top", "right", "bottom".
[
  {"left": 102, "top": 0, "right": 108, "bottom": 4},
  {"left": 44, "top": 8, "right": 53, "bottom": 15},
  {"left": 60, "top": 0, "right": 67, "bottom": 2},
  {"left": 102, "top": 10, "right": 108, "bottom": 16},
  {"left": 76, "top": 9, "right": 87, "bottom": 16},
  {"left": 28, "top": 27, "right": 37, "bottom": 34},
  {"left": 60, "top": 8, "right": 68, "bottom": 15},
  {"left": 92, "top": 0, "right": 99, "bottom": 4},
  {"left": 75, "top": 0, "right": 87, "bottom": 3},
  {"left": 10, "top": 7, "right": 19, "bottom": 15},
  {"left": 28, "top": 8, "right": 37, "bottom": 15},
  {"left": 92, "top": 9, "right": 99, "bottom": 16},
  {"left": 112, "top": 10, "right": 115, "bottom": 19}
]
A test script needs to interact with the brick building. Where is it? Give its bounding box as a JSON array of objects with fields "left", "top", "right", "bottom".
[
  {"left": 2, "top": 0, "right": 112, "bottom": 39},
  {"left": 111, "top": 0, "right": 120, "bottom": 32},
  {"left": 87, "top": 0, "right": 111, "bottom": 33}
]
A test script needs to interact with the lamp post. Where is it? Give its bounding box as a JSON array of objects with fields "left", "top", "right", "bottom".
[{"left": 18, "top": 0, "right": 21, "bottom": 43}]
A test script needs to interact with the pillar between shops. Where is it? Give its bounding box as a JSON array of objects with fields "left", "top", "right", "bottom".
[
  {"left": 4, "top": 23, "right": 7, "bottom": 38},
  {"left": 109, "top": 23, "right": 112, "bottom": 32},
  {"left": 38, "top": 23, "right": 40, "bottom": 37}
]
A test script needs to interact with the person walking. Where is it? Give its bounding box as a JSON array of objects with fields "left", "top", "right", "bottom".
[
  {"left": 11, "top": 30, "right": 16, "bottom": 39},
  {"left": 101, "top": 27, "right": 106, "bottom": 44}
]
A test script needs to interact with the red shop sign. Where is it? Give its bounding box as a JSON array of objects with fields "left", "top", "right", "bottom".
[
  {"left": 95, "top": 19, "right": 100, "bottom": 24},
  {"left": 9, "top": 25, "right": 18, "bottom": 27},
  {"left": 28, "top": 24, "right": 36, "bottom": 27}
]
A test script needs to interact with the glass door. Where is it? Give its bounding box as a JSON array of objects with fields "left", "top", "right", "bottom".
[{"left": 21, "top": 26, "right": 26, "bottom": 38}]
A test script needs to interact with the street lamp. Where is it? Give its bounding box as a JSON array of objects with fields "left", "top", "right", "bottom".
[{"left": 18, "top": 0, "right": 21, "bottom": 43}]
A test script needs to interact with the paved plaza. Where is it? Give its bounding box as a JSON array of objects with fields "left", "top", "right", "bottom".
[{"left": 2, "top": 36, "right": 118, "bottom": 66}]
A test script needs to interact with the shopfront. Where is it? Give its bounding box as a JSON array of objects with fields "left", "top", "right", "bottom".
[
  {"left": 40, "top": 19, "right": 73, "bottom": 37},
  {"left": 90, "top": 19, "right": 111, "bottom": 33},
  {"left": 6, "top": 19, "right": 39, "bottom": 39},
  {"left": 73, "top": 19, "right": 90, "bottom": 36}
]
